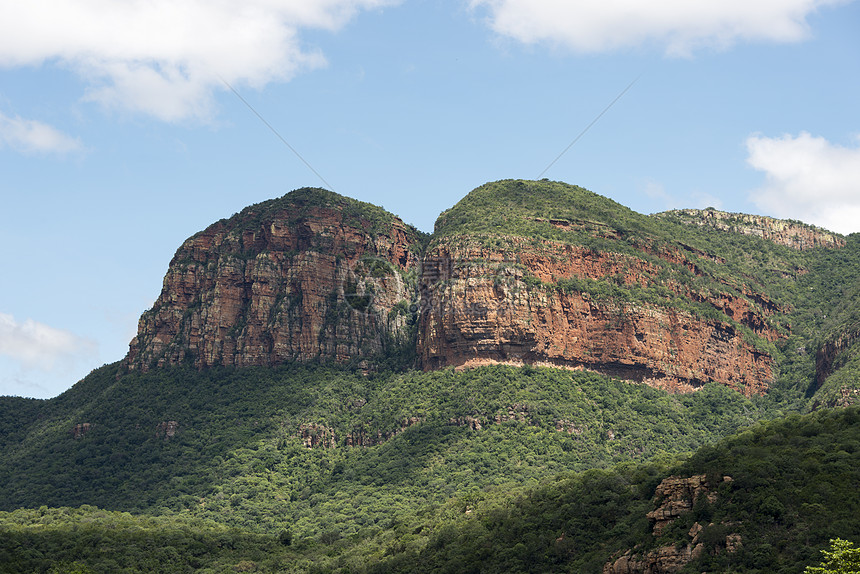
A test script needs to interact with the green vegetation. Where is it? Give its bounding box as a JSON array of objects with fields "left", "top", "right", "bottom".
[
  {"left": 366, "top": 406, "right": 860, "bottom": 574},
  {"left": 0, "top": 363, "right": 767, "bottom": 531},
  {"left": 206, "top": 187, "right": 430, "bottom": 246},
  {"left": 805, "top": 539, "right": 860, "bottom": 574},
  {"left": 432, "top": 179, "right": 664, "bottom": 241},
  {"left": 2, "top": 398, "right": 857, "bottom": 572}
]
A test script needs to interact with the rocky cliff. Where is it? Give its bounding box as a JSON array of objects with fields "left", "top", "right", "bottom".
[
  {"left": 604, "top": 474, "right": 738, "bottom": 574},
  {"left": 418, "top": 181, "right": 778, "bottom": 396},
  {"left": 814, "top": 325, "right": 860, "bottom": 390},
  {"left": 125, "top": 188, "right": 424, "bottom": 371},
  {"left": 126, "top": 180, "right": 846, "bottom": 397},
  {"left": 658, "top": 208, "right": 845, "bottom": 250}
]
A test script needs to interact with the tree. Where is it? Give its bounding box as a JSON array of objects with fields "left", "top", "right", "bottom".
[
  {"left": 48, "top": 562, "right": 96, "bottom": 574},
  {"left": 805, "top": 539, "right": 860, "bottom": 574}
]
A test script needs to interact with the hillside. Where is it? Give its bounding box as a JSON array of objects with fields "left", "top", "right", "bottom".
[
  {"left": 2, "top": 400, "right": 857, "bottom": 573},
  {"left": 2, "top": 179, "right": 860, "bottom": 573},
  {"left": 421, "top": 180, "right": 790, "bottom": 395},
  {"left": 0, "top": 363, "right": 764, "bottom": 531}
]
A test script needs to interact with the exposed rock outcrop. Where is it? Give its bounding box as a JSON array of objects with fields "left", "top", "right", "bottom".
[
  {"left": 125, "top": 189, "right": 423, "bottom": 371},
  {"left": 299, "top": 423, "right": 336, "bottom": 449},
  {"left": 299, "top": 417, "right": 424, "bottom": 448},
  {"left": 646, "top": 474, "right": 717, "bottom": 535},
  {"left": 155, "top": 420, "right": 179, "bottom": 441},
  {"left": 659, "top": 208, "right": 844, "bottom": 250},
  {"left": 604, "top": 543, "right": 704, "bottom": 574},
  {"left": 813, "top": 325, "right": 860, "bottom": 391},
  {"left": 122, "top": 181, "right": 789, "bottom": 397},
  {"left": 70, "top": 423, "right": 93, "bottom": 439},
  {"left": 345, "top": 417, "right": 422, "bottom": 447},
  {"left": 604, "top": 475, "right": 736, "bottom": 574}
]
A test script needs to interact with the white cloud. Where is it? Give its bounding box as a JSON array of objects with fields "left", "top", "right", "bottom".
[
  {"left": 746, "top": 132, "right": 860, "bottom": 234},
  {"left": 0, "top": 312, "right": 96, "bottom": 371},
  {"left": 0, "top": 112, "right": 82, "bottom": 154},
  {"left": 470, "top": 0, "right": 849, "bottom": 55},
  {"left": 0, "top": 0, "right": 395, "bottom": 121}
]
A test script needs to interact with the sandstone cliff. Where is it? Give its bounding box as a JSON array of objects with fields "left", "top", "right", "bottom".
[
  {"left": 125, "top": 188, "right": 424, "bottom": 371},
  {"left": 418, "top": 181, "right": 779, "bottom": 396},
  {"left": 658, "top": 208, "right": 844, "bottom": 250},
  {"left": 124, "top": 180, "right": 793, "bottom": 397},
  {"left": 814, "top": 326, "right": 860, "bottom": 389},
  {"left": 418, "top": 239, "right": 773, "bottom": 396}
]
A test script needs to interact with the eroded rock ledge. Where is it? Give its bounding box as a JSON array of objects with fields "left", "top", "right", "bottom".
[
  {"left": 659, "top": 208, "right": 844, "bottom": 250},
  {"left": 418, "top": 238, "right": 774, "bottom": 396}
]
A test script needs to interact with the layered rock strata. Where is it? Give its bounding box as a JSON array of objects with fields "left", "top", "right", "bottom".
[
  {"left": 418, "top": 238, "right": 774, "bottom": 396},
  {"left": 646, "top": 474, "right": 717, "bottom": 535},
  {"left": 124, "top": 182, "right": 783, "bottom": 397},
  {"left": 125, "top": 189, "right": 422, "bottom": 371},
  {"left": 660, "top": 209, "right": 844, "bottom": 250}
]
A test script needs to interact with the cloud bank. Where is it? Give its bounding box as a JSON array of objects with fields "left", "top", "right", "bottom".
[
  {"left": 0, "top": 0, "right": 395, "bottom": 121},
  {"left": 470, "top": 0, "right": 849, "bottom": 55},
  {"left": 0, "top": 112, "right": 82, "bottom": 154},
  {"left": 746, "top": 132, "right": 860, "bottom": 235},
  {"left": 0, "top": 313, "right": 96, "bottom": 371}
]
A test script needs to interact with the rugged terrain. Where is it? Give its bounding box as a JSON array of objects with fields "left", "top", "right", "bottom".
[
  {"left": 419, "top": 182, "right": 792, "bottom": 396},
  {"left": 125, "top": 188, "right": 426, "bottom": 371},
  {"left": 125, "top": 180, "right": 860, "bottom": 400},
  {"left": 2, "top": 179, "right": 860, "bottom": 573}
]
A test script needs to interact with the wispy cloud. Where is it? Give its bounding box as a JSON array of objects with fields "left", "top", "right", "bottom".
[
  {"left": 0, "top": 312, "right": 96, "bottom": 371},
  {"left": 470, "top": 0, "right": 849, "bottom": 55},
  {"left": 746, "top": 132, "right": 860, "bottom": 235},
  {"left": 0, "top": 0, "right": 397, "bottom": 122},
  {"left": 0, "top": 112, "right": 82, "bottom": 154}
]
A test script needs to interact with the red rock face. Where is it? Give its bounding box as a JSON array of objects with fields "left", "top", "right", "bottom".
[
  {"left": 814, "top": 327, "right": 860, "bottom": 390},
  {"left": 125, "top": 194, "right": 422, "bottom": 371},
  {"left": 124, "top": 186, "right": 781, "bottom": 397},
  {"left": 418, "top": 238, "right": 774, "bottom": 396}
]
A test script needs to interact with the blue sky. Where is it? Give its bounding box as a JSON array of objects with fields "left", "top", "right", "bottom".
[{"left": 1, "top": 0, "right": 858, "bottom": 398}]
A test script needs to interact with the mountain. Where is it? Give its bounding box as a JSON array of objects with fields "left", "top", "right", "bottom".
[
  {"left": 123, "top": 179, "right": 860, "bottom": 402},
  {"left": 2, "top": 179, "right": 860, "bottom": 573},
  {"left": 125, "top": 187, "right": 427, "bottom": 372},
  {"left": 422, "top": 181, "right": 781, "bottom": 395}
]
